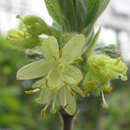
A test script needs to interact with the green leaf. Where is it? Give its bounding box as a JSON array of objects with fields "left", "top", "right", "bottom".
[
  {"left": 62, "top": 65, "right": 83, "bottom": 85},
  {"left": 44, "top": 0, "right": 62, "bottom": 25},
  {"left": 44, "top": 0, "right": 70, "bottom": 31},
  {"left": 56, "top": 0, "right": 77, "bottom": 31},
  {"left": 61, "top": 34, "right": 85, "bottom": 64},
  {"left": 95, "top": 44, "right": 121, "bottom": 58},
  {"left": 73, "top": 0, "right": 88, "bottom": 31},
  {"left": 59, "top": 87, "right": 76, "bottom": 115},
  {"left": 42, "top": 36, "right": 59, "bottom": 60},
  {"left": 17, "top": 60, "right": 50, "bottom": 80},
  {"left": 85, "top": 28, "right": 101, "bottom": 57},
  {"left": 84, "top": 0, "right": 110, "bottom": 28}
]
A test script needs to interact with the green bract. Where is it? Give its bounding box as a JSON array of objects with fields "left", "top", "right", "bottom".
[
  {"left": 17, "top": 34, "right": 85, "bottom": 115},
  {"left": 83, "top": 53, "right": 128, "bottom": 95}
]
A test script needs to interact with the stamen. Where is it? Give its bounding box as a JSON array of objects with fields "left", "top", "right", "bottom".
[
  {"left": 24, "top": 90, "right": 33, "bottom": 95},
  {"left": 33, "top": 88, "right": 40, "bottom": 93},
  {"left": 70, "top": 89, "right": 75, "bottom": 96},
  {"left": 121, "top": 76, "right": 127, "bottom": 81},
  {"left": 59, "top": 49, "right": 63, "bottom": 58},
  {"left": 114, "top": 58, "right": 120, "bottom": 65},
  {"left": 104, "top": 70, "right": 109, "bottom": 78},
  {"left": 38, "top": 86, "right": 43, "bottom": 90},
  {"left": 41, "top": 105, "right": 48, "bottom": 118},
  {"left": 52, "top": 56, "right": 57, "bottom": 61},
  {"left": 45, "top": 78, "right": 49, "bottom": 87},
  {"left": 101, "top": 91, "right": 108, "bottom": 109},
  {"left": 113, "top": 68, "right": 123, "bottom": 73},
  {"left": 17, "top": 32, "right": 24, "bottom": 38},
  {"left": 50, "top": 101, "right": 56, "bottom": 114},
  {"left": 64, "top": 104, "right": 69, "bottom": 109},
  {"left": 59, "top": 64, "right": 64, "bottom": 71},
  {"left": 24, "top": 88, "right": 41, "bottom": 95},
  {"left": 93, "top": 64, "right": 100, "bottom": 70},
  {"left": 41, "top": 108, "right": 45, "bottom": 117},
  {"left": 105, "top": 86, "right": 112, "bottom": 93},
  {"left": 64, "top": 81, "right": 69, "bottom": 85},
  {"left": 74, "top": 56, "right": 83, "bottom": 62}
]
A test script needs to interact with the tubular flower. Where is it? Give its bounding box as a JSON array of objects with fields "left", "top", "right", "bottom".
[
  {"left": 83, "top": 53, "right": 127, "bottom": 108},
  {"left": 17, "top": 34, "right": 85, "bottom": 115}
]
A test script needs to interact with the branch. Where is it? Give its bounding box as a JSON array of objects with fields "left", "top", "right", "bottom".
[{"left": 59, "top": 108, "right": 77, "bottom": 130}]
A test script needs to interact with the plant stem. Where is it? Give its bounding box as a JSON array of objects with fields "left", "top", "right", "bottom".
[{"left": 59, "top": 108, "right": 76, "bottom": 130}]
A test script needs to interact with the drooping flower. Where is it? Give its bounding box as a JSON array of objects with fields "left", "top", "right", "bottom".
[
  {"left": 17, "top": 34, "right": 85, "bottom": 115},
  {"left": 83, "top": 53, "right": 127, "bottom": 108}
]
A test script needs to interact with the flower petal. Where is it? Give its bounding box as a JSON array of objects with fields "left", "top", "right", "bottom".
[
  {"left": 58, "top": 87, "right": 76, "bottom": 115},
  {"left": 17, "top": 60, "right": 51, "bottom": 80},
  {"left": 42, "top": 36, "right": 59, "bottom": 60},
  {"left": 32, "top": 78, "right": 45, "bottom": 88},
  {"left": 70, "top": 85, "right": 84, "bottom": 97},
  {"left": 61, "top": 34, "right": 85, "bottom": 64},
  {"left": 48, "top": 68, "right": 63, "bottom": 88},
  {"left": 36, "top": 88, "right": 52, "bottom": 105},
  {"left": 62, "top": 65, "right": 83, "bottom": 85}
]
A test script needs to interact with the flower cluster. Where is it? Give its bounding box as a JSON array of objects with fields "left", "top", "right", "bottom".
[
  {"left": 83, "top": 53, "right": 127, "bottom": 108},
  {"left": 6, "top": 15, "right": 61, "bottom": 49},
  {"left": 17, "top": 34, "right": 85, "bottom": 115}
]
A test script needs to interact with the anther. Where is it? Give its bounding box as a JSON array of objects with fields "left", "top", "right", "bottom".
[
  {"left": 33, "top": 88, "right": 40, "bottom": 93},
  {"left": 38, "top": 86, "right": 43, "bottom": 90},
  {"left": 50, "top": 108, "right": 56, "bottom": 114},
  {"left": 45, "top": 78, "right": 49, "bottom": 87},
  {"left": 17, "top": 32, "right": 24, "bottom": 38},
  {"left": 93, "top": 64, "right": 100, "bottom": 70},
  {"left": 64, "top": 81, "right": 69, "bottom": 85},
  {"left": 113, "top": 68, "right": 122, "bottom": 73},
  {"left": 121, "top": 76, "right": 127, "bottom": 81},
  {"left": 73, "top": 56, "right": 83, "bottom": 63},
  {"left": 64, "top": 104, "right": 69, "bottom": 109},
  {"left": 114, "top": 58, "right": 120, "bottom": 65},
  {"left": 52, "top": 56, "right": 57, "bottom": 61},
  {"left": 71, "top": 89, "right": 75, "bottom": 96},
  {"left": 41, "top": 108, "right": 46, "bottom": 117},
  {"left": 41, "top": 105, "right": 48, "bottom": 118},
  {"left": 101, "top": 91, "right": 108, "bottom": 109},
  {"left": 24, "top": 90, "right": 33, "bottom": 95},
  {"left": 105, "top": 86, "right": 112, "bottom": 93},
  {"left": 59, "top": 49, "right": 63, "bottom": 58},
  {"left": 59, "top": 63, "right": 64, "bottom": 71},
  {"left": 24, "top": 88, "right": 41, "bottom": 95}
]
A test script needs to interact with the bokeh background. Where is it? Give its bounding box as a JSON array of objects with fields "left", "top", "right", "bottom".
[{"left": 0, "top": 0, "right": 130, "bottom": 130}]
